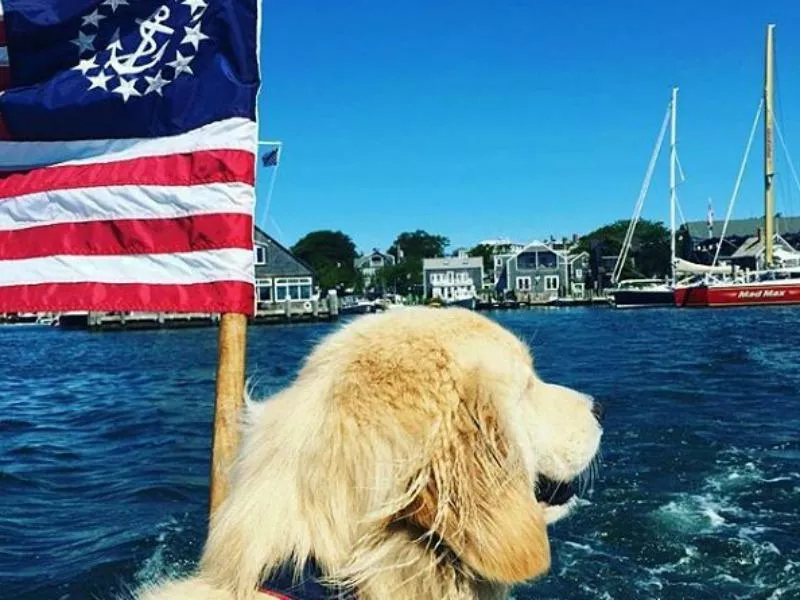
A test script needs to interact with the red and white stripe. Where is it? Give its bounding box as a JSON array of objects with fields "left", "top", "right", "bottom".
[{"left": 0, "top": 117, "right": 257, "bottom": 314}]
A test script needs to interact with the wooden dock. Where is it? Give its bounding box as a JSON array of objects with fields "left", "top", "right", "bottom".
[
  {"left": 56, "top": 297, "right": 341, "bottom": 331},
  {"left": 476, "top": 295, "right": 610, "bottom": 310}
]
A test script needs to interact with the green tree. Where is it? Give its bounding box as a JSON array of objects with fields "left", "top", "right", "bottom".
[
  {"left": 291, "top": 230, "right": 359, "bottom": 291},
  {"left": 575, "top": 219, "right": 671, "bottom": 279},
  {"left": 388, "top": 230, "right": 449, "bottom": 261},
  {"left": 374, "top": 262, "right": 417, "bottom": 295},
  {"left": 468, "top": 243, "right": 494, "bottom": 274},
  {"left": 386, "top": 230, "right": 450, "bottom": 293}
]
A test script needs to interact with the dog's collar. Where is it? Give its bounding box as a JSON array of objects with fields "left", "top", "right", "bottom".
[{"left": 258, "top": 558, "right": 355, "bottom": 600}]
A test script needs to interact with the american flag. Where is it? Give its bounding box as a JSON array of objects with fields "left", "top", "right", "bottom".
[{"left": 0, "top": 0, "right": 259, "bottom": 315}]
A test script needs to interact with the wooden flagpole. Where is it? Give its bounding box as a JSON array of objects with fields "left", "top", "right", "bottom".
[{"left": 209, "top": 312, "right": 248, "bottom": 516}]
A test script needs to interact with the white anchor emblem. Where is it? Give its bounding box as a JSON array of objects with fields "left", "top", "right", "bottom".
[
  {"left": 108, "top": 7, "right": 175, "bottom": 76},
  {"left": 72, "top": 0, "right": 210, "bottom": 102}
]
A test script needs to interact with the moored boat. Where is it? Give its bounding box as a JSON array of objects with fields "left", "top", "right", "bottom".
[
  {"left": 608, "top": 279, "right": 675, "bottom": 308},
  {"left": 675, "top": 270, "right": 800, "bottom": 307},
  {"left": 609, "top": 87, "right": 680, "bottom": 308},
  {"left": 676, "top": 25, "right": 800, "bottom": 308}
]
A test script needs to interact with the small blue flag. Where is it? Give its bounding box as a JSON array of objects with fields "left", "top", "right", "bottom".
[{"left": 262, "top": 147, "right": 278, "bottom": 166}]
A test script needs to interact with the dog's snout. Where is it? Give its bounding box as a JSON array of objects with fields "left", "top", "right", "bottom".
[{"left": 591, "top": 400, "right": 605, "bottom": 423}]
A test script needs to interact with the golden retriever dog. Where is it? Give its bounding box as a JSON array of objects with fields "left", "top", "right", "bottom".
[{"left": 138, "top": 307, "right": 602, "bottom": 600}]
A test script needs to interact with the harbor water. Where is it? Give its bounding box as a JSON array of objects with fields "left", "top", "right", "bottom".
[{"left": 1, "top": 308, "right": 798, "bottom": 599}]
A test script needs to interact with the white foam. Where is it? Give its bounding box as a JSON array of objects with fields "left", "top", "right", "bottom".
[
  {"left": 133, "top": 516, "right": 196, "bottom": 589},
  {"left": 563, "top": 541, "right": 594, "bottom": 553},
  {"left": 654, "top": 494, "right": 741, "bottom": 533}
]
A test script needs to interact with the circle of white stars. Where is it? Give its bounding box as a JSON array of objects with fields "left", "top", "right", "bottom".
[{"left": 71, "top": 0, "right": 210, "bottom": 102}]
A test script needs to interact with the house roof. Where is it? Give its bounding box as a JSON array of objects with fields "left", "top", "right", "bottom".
[
  {"left": 253, "top": 226, "right": 316, "bottom": 277},
  {"left": 568, "top": 250, "right": 589, "bottom": 263},
  {"left": 477, "top": 238, "right": 526, "bottom": 249},
  {"left": 685, "top": 216, "right": 800, "bottom": 239},
  {"left": 729, "top": 235, "right": 795, "bottom": 258},
  {"left": 517, "top": 240, "right": 554, "bottom": 253},
  {"left": 355, "top": 250, "right": 395, "bottom": 268},
  {"left": 423, "top": 256, "right": 483, "bottom": 270}
]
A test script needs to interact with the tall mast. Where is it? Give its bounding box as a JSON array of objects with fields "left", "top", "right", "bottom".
[
  {"left": 764, "top": 24, "right": 776, "bottom": 266},
  {"left": 669, "top": 86, "right": 678, "bottom": 286}
]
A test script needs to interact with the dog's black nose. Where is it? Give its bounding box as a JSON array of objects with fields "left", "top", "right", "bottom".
[{"left": 591, "top": 401, "right": 605, "bottom": 423}]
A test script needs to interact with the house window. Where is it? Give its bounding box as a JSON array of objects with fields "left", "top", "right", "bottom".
[
  {"left": 254, "top": 245, "right": 267, "bottom": 265},
  {"left": 544, "top": 275, "right": 559, "bottom": 291},
  {"left": 517, "top": 252, "right": 536, "bottom": 270},
  {"left": 274, "top": 277, "right": 313, "bottom": 301},
  {"left": 256, "top": 278, "right": 273, "bottom": 303},
  {"left": 537, "top": 252, "right": 557, "bottom": 269},
  {"left": 574, "top": 268, "right": 583, "bottom": 280},
  {"left": 516, "top": 276, "right": 531, "bottom": 290}
]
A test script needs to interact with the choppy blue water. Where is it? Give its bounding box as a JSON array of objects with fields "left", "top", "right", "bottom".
[{"left": 1, "top": 308, "right": 799, "bottom": 600}]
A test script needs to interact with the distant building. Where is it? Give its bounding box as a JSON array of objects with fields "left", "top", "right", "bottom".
[
  {"left": 680, "top": 216, "right": 800, "bottom": 266},
  {"left": 495, "top": 241, "right": 589, "bottom": 299},
  {"left": 566, "top": 251, "right": 590, "bottom": 298},
  {"left": 476, "top": 239, "right": 526, "bottom": 286},
  {"left": 684, "top": 216, "right": 800, "bottom": 240},
  {"left": 253, "top": 227, "right": 316, "bottom": 308},
  {"left": 423, "top": 251, "right": 484, "bottom": 302},
  {"left": 726, "top": 234, "right": 800, "bottom": 270},
  {"left": 478, "top": 238, "right": 526, "bottom": 253},
  {"left": 355, "top": 249, "right": 396, "bottom": 290},
  {"left": 495, "top": 241, "right": 562, "bottom": 299}
]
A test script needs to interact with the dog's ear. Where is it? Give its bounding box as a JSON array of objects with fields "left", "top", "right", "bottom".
[{"left": 402, "top": 372, "right": 550, "bottom": 584}]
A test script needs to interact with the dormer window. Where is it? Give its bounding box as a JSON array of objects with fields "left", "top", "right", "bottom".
[{"left": 254, "top": 245, "right": 267, "bottom": 265}]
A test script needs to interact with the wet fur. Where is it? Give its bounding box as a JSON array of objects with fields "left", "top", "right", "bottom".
[{"left": 138, "top": 307, "right": 601, "bottom": 600}]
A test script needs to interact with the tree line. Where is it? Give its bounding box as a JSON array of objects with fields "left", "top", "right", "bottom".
[
  {"left": 291, "top": 230, "right": 450, "bottom": 295},
  {"left": 290, "top": 219, "right": 673, "bottom": 293}
]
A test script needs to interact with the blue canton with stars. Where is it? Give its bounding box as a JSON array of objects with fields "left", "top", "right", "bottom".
[{"left": 0, "top": 0, "right": 259, "bottom": 141}]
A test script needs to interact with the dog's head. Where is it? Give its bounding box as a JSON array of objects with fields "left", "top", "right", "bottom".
[
  {"left": 202, "top": 307, "right": 602, "bottom": 597},
  {"left": 316, "top": 307, "right": 602, "bottom": 585}
]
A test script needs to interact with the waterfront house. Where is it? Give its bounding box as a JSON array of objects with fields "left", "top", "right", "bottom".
[
  {"left": 254, "top": 227, "right": 316, "bottom": 308},
  {"left": 494, "top": 241, "right": 563, "bottom": 300},
  {"left": 476, "top": 239, "right": 526, "bottom": 286},
  {"left": 566, "top": 251, "right": 590, "bottom": 298},
  {"left": 725, "top": 234, "right": 800, "bottom": 270},
  {"left": 422, "top": 252, "right": 484, "bottom": 302},
  {"left": 354, "top": 249, "right": 396, "bottom": 290},
  {"left": 679, "top": 216, "right": 800, "bottom": 266},
  {"left": 493, "top": 240, "right": 591, "bottom": 300}
]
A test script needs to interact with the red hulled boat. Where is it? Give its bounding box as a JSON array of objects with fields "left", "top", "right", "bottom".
[
  {"left": 676, "top": 24, "right": 800, "bottom": 308},
  {"left": 675, "top": 272, "right": 800, "bottom": 308}
]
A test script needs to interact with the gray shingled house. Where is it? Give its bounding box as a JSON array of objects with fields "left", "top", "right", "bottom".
[
  {"left": 422, "top": 252, "right": 483, "bottom": 302},
  {"left": 253, "top": 227, "right": 316, "bottom": 309},
  {"left": 495, "top": 242, "right": 589, "bottom": 300},
  {"left": 355, "top": 249, "right": 396, "bottom": 290}
]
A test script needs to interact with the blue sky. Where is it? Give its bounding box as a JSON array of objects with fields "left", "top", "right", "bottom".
[{"left": 255, "top": 1, "right": 800, "bottom": 253}]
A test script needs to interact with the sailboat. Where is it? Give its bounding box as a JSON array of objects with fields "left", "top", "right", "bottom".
[
  {"left": 675, "top": 25, "right": 800, "bottom": 307},
  {"left": 608, "top": 87, "right": 680, "bottom": 308}
]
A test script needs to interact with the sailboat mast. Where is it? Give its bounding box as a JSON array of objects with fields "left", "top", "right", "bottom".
[
  {"left": 669, "top": 87, "right": 678, "bottom": 286},
  {"left": 764, "top": 24, "right": 776, "bottom": 266}
]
